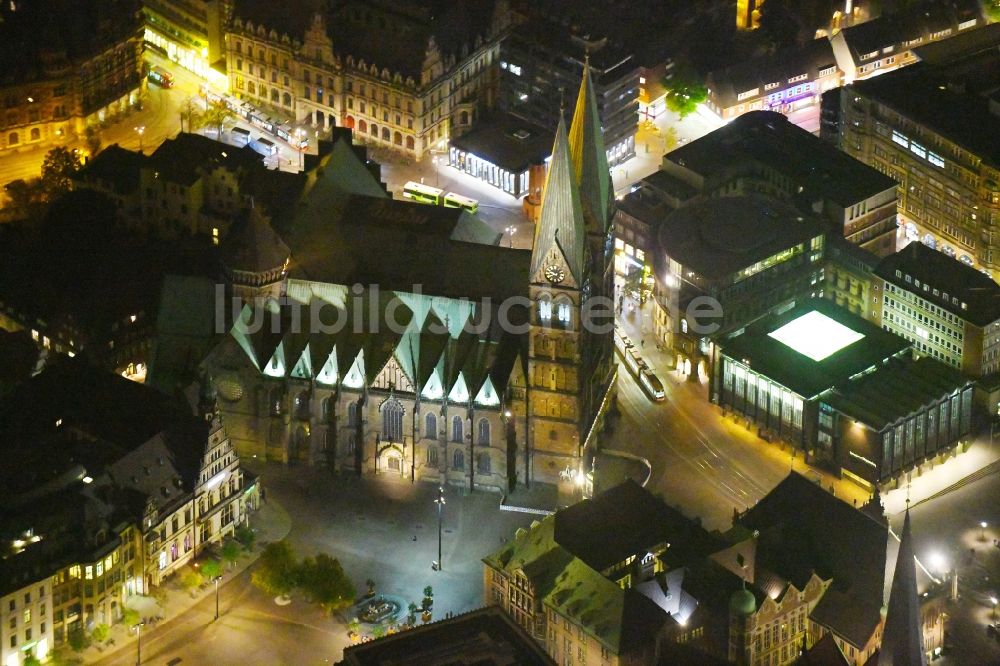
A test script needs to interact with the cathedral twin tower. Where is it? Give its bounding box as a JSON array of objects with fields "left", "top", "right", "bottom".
[{"left": 526, "top": 59, "right": 617, "bottom": 486}]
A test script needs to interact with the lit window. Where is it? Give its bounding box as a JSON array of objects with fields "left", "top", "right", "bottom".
[
  {"left": 539, "top": 300, "right": 552, "bottom": 321},
  {"left": 509, "top": 64, "right": 522, "bottom": 76},
  {"left": 892, "top": 130, "right": 908, "bottom": 147},
  {"left": 928, "top": 152, "right": 945, "bottom": 168},
  {"left": 84, "top": 566, "right": 93, "bottom": 580},
  {"left": 639, "top": 76, "right": 646, "bottom": 84},
  {"left": 557, "top": 302, "right": 571, "bottom": 323}
]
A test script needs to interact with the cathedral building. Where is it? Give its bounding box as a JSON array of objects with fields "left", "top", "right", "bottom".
[{"left": 199, "top": 64, "right": 616, "bottom": 493}]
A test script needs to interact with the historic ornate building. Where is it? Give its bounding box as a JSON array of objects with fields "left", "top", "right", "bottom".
[
  {"left": 225, "top": 0, "right": 511, "bottom": 159},
  {"left": 200, "top": 65, "right": 615, "bottom": 492},
  {"left": 0, "top": 0, "right": 144, "bottom": 156}
]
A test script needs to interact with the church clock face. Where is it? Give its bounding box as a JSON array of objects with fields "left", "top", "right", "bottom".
[{"left": 544, "top": 265, "right": 566, "bottom": 284}]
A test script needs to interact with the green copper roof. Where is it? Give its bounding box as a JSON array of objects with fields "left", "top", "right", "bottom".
[
  {"left": 568, "top": 60, "right": 612, "bottom": 235},
  {"left": 531, "top": 116, "right": 586, "bottom": 284}
]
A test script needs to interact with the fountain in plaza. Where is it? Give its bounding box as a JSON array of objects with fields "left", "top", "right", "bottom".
[{"left": 358, "top": 595, "right": 400, "bottom": 624}]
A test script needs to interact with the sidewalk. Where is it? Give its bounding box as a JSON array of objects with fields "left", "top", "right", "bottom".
[{"left": 81, "top": 498, "right": 291, "bottom": 664}]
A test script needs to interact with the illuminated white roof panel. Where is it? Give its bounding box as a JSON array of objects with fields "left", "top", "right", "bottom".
[{"left": 767, "top": 310, "right": 865, "bottom": 362}]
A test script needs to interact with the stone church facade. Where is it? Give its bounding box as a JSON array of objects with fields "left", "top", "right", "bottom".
[{"left": 201, "top": 64, "right": 616, "bottom": 494}]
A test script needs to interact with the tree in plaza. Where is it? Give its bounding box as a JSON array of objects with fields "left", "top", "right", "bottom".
[
  {"left": 251, "top": 540, "right": 298, "bottom": 598},
  {"left": 200, "top": 558, "right": 223, "bottom": 581},
  {"left": 235, "top": 525, "right": 256, "bottom": 551},
  {"left": 662, "top": 64, "right": 708, "bottom": 120},
  {"left": 41, "top": 146, "right": 83, "bottom": 196},
  {"left": 90, "top": 624, "right": 110, "bottom": 642},
  {"left": 67, "top": 626, "right": 91, "bottom": 652},
  {"left": 180, "top": 97, "right": 202, "bottom": 134},
  {"left": 198, "top": 99, "right": 234, "bottom": 138},
  {"left": 422, "top": 585, "right": 433, "bottom": 610},
  {"left": 181, "top": 570, "right": 204, "bottom": 594},
  {"left": 297, "top": 553, "right": 356, "bottom": 615},
  {"left": 121, "top": 607, "right": 140, "bottom": 627},
  {"left": 664, "top": 126, "right": 679, "bottom": 152},
  {"left": 221, "top": 539, "right": 242, "bottom": 569}
]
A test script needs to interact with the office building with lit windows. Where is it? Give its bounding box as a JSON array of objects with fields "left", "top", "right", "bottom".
[
  {"left": 829, "top": 1, "right": 984, "bottom": 84},
  {"left": 225, "top": 0, "right": 510, "bottom": 160},
  {"left": 141, "top": 0, "right": 231, "bottom": 81},
  {"left": 650, "top": 194, "right": 828, "bottom": 380},
  {"left": 714, "top": 298, "right": 973, "bottom": 486},
  {"left": 824, "top": 33, "right": 1000, "bottom": 277},
  {"left": 875, "top": 240, "right": 1000, "bottom": 382},
  {"left": 705, "top": 38, "right": 842, "bottom": 122},
  {"left": 0, "top": 0, "right": 144, "bottom": 157},
  {"left": 498, "top": 16, "right": 640, "bottom": 166}
]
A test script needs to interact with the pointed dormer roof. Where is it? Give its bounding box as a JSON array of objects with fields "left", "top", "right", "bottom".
[
  {"left": 568, "top": 56, "right": 612, "bottom": 235},
  {"left": 531, "top": 115, "right": 586, "bottom": 284},
  {"left": 879, "top": 510, "right": 926, "bottom": 666},
  {"left": 220, "top": 205, "right": 291, "bottom": 276}
]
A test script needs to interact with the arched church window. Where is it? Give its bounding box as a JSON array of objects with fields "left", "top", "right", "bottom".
[{"left": 382, "top": 398, "right": 403, "bottom": 441}]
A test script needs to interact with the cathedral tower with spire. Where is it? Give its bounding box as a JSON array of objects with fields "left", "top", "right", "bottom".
[
  {"left": 527, "top": 61, "right": 617, "bottom": 488},
  {"left": 879, "top": 509, "right": 927, "bottom": 666}
]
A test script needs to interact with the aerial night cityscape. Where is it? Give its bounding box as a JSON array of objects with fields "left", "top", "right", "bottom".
[{"left": 3, "top": 1, "right": 1000, "bottom": 666}]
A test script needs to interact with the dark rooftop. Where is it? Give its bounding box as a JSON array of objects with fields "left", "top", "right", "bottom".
[
  {"left": 913, "top": 21, "right": 1000, "bottom": 64},
  {"left": 822, "top": 356, "right": 972, "bottom": 429},
  {"left": 850, "top": 51, "right": 1000, "bottom": 167},
  {"left": 875, "top": 239, "right": 1000, "bottom": 327},
  {"left": 0, "top": 357, "right": 195, "bottom": 503},
  {"left": 837, "top": 0, "right": 982, "bottom": 63},
  {"left": 220, "top": 206, "right": 290, "bottom": 275},
  {"left": 147, "top": 133, "right": 262, "bottom": 185},
  {"left": 657, "top": 194, "right": 827, "bottom": 283},
  {"left": 336, "top": 606, "right": 555, "bottom": 665},
  {"left": 75, "top": 144, "right": 148, "bottom": 194},
  {"left": 450, "top": 113, "right": 554, "bottom": 173},
  {"left": 666, "top": 111, "right": 898, "bottom": 207},
  {"left": 554, "top": 479, "right": 718, "bottom": 572},
  {"left": 739, "top": 472, "right": 888, "bottom": 648},
  {"left": 0, "top": 0, "right": 141, "bottom": 84},
  {"left": 285, "top": 190, "right": 528, "bottom": 301},
  {"left": 719, "top": 298, "right": 911, "bottom": 399}
]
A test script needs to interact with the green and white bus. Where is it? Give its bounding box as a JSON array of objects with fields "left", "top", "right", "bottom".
[
  {"left": 403, "top": 181, "right": 444, "bottom": 205},
  {"left": 443, "top": 192, "right": 479, "bottom": 214}
]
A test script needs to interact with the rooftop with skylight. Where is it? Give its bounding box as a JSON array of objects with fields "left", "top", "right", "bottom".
[{"left": 767, "top": 310, "right": 865, "bottom": 362}]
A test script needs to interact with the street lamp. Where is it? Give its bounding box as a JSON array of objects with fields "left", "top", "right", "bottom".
[
  {"left": 213, "top": 575, "right": 222, "bottom": 621},
  {"left": 928, "top": 551, "right": 947, "bottom": 574},
  {"left": 980, "top": 521, "right": 988, "bottom": 541},
  {"left": 134, "top": 126, "right": 145, "bottom": 153},
  {"left": 990, "top": 596, "right": 998, "bottom": 626},
  {"left": 132, "top": 621, "right": 144, "bottom": 665},
  {"left": 505, "top": 225, "right": 516, "bottom": 248},
  {"left": 434, "top": 486, "right": 445, "bottom": 572}
]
